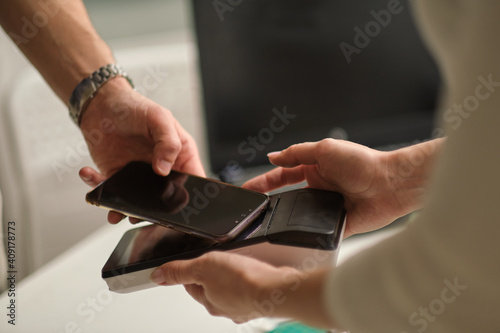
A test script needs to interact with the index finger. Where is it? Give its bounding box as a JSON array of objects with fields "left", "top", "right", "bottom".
[
  {"left": 79, "top": 166, "right": 106, "bottom": 187},
  {"left": 79, "top": 167, "right": 127, "bottom": 224},
  {"left": 242, "top": 166, "right": 308, "bottom": 193},
  {"left": 269, "top": 141, "right": 322, "bottom": 167}
]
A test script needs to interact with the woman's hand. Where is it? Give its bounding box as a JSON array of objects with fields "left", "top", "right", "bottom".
[
  {"left": 244, "top": 138, "right": 443, "bottom": 238},
  {"left": 78, "top": 77, "right": 205, "bottom": 223},
  {"left": 150, "top": 251, "right": 334, "bottom": 328}
]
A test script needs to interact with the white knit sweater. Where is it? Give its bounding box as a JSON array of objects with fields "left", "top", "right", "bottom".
[{"left": 325, "top": 1, "right": 500, "bottom": 332}]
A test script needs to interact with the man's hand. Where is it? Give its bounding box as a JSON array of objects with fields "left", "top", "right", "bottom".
[
  {"left": 79, "top": 78, "right": 205, "bottom": 223},
  {"left": 1, "top": 0, "right": 205, "bottom": 223},
  {"left": 244, "top": 138, "right": 443, "bottom": 238}
]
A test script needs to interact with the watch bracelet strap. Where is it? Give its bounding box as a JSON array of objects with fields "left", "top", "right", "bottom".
[{"left": 68, "top": 63, "right": 134, "bottom": 126}]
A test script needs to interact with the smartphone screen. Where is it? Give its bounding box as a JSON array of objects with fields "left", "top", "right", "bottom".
[
  {"left": 103, "top": 224, "right": 216, "bottom": 276},
  {"left": 86, "top": 162, "right": 269, "bottom": 242}
]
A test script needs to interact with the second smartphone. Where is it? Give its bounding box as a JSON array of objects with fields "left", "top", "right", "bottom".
[{"left": 86, "top": 162, "right": 269, "bottom": 243}]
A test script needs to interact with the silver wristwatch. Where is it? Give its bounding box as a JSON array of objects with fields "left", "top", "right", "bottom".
[{"left": 68, "top": 63, "right": 134, "bottom": 126}]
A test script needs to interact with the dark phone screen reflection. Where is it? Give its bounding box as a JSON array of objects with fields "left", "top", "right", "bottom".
[
  {"left": 116, "top": 224, "right": 216, "bottom": 267},
  {"left": 95, "top": 162, "right": 268, "bottom": 237}
]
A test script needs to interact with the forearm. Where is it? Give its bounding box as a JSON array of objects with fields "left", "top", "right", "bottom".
[{"left": 0, "top": 0, "right": 114, "bottom": 103}]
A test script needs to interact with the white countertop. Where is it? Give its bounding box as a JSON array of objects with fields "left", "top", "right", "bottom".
[{"left": 0, "top": 221, "right": 400, "bottom": 333}]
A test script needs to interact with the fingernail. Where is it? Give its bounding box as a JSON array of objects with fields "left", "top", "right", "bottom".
[
  {"left": 150, "top": 268, "right": 165, "bottom": 284},
  {"left": 267, "top": 151, "right": 281, "bottom": 158},
  {"left": 158, "top": 160, "right": 172, "bottom": 175},
  {"left": 81, "top": 174, "right": 91, "bottom": 182}
]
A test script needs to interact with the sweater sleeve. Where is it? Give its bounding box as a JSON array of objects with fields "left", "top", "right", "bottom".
[{"left": 323, "top": 2, "right": 500, "bottom": 332}]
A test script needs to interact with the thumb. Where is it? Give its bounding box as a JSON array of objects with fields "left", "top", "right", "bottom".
[
  {"left": 148, "top": 110, "right": 182, "bottom": 176},
  {"left": 150, "top": 259, "right": 202, "bottom": 286}
]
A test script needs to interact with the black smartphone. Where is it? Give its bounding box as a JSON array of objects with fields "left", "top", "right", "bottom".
[
  {"left": 102, "top": 224, "right": 217, "bottom": 293},
  {"left": 102, "top": 188, "right": 346, "bottom": 293},
  {"left": 86, "top": 162, "right": 269, "bottom": 243}
]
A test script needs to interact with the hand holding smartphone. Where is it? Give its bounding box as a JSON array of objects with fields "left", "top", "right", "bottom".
[
  {"left": 86, "top": 162, "right": 269, "bottom": 243},
  {"left": 90, "top": 162, "right": 346, "bottom": 293}
]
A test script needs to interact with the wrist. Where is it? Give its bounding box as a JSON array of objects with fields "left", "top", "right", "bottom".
[
  {"left": 386, "top": 138, "right": 444, "bottom": 200},
  {"left": 88, "top": 75, "right": 135, "bottom": 107},
  {"left": 265, "top": 268, "right": 335, "bottom": 328},
  {"left": 70, "top": 65, "right": 134, "bottom": 126},
  {"left": 79, "top": 76, "right": 137, "bottom": 131}
]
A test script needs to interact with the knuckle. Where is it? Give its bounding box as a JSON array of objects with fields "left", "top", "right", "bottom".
[
  {"left": 189, "top": 254, "right": 214, "bottom": 280},
  {"left": 317, "top": 138, "right": 335, "bottom": 153},
  {"left": 164, "top": 265, "right": 181, "bottom": 284},
  {"left": 201, "top": 251, "right": 218, "bottom": 265},
  {"left": 283, "top": 143, "right": 300, "bottom": 155},
  {"left": 152, "top": 104, "right": 173, "bottom": 119},
  {"left": 318, "top": 138, "right": 335, "bottom": 148},
  {"left": 167, "top": 138, "right": 182, "bottom": 154},
  {"left": 156, "top": 135, "right": 182, "bottom": 156}
]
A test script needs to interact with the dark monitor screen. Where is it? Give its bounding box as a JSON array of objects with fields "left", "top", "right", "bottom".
[{"left": 192, "top": 0, "right": 441, "bottom": 180}]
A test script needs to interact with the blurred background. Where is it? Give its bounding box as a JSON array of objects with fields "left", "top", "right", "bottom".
[{"left": 0, "top": 0, "right": 440, "bottom": 283}]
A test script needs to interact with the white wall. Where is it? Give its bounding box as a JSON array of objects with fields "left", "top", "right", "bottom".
[
  {"left": 0, "top": 0, "right": 208, "bottom": 280},
  {"left": 0, "top": 29, "right": 36, "bottom": 282}
]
